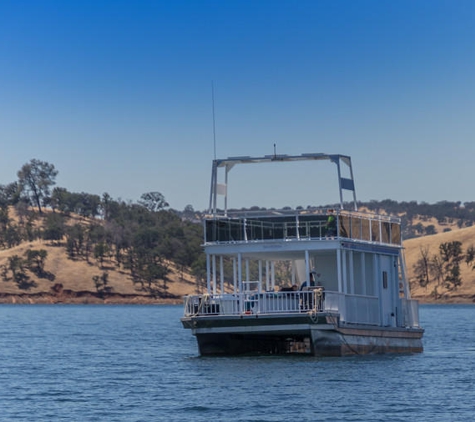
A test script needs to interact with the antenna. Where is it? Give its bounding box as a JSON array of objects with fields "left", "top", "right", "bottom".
[{"left": 212, "top": 81, "right": 217, "bottom": 160}]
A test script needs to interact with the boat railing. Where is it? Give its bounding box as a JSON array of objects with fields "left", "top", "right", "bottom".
[
  {"left": 325, "top": 292, "right": 380, "bottom": 326},
  {"left": 242, "top": 280, "right": 260, "bottom": 293},
  {"left": 204, "top": 209, "right": 402, "bottom": 246},
  {"left": 183, "top": 290, "right": 380, "bottom": 326},
  {"left": 401, "top": 298, "right": 421, "bottom": 328},
  {"left": 183, "top": 291, "right": 324, "bottom": 317}
]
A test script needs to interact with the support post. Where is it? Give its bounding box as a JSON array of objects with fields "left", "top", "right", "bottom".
[
  {"left": 220, "top": 256, "right": 224, "bottom": 294},
  {"left": 361, "top": 253, "right": 367, "bottom": 296},
  {"left": 271, "top": 261, "right": 275, "bottom": 291},
  {"left": 238, "top": 253, "right": 243, "bottom": 313},
  {"left": 337, "top": 248, "right": 342, "bottom": 292},
  {"left": 233, "top": 257, "right": 237, "bottom": 294},
  {"left": 266, "top": 261, "right": 270, "bottom": 291},
  {"left": 206, "top": 254, "right": 211, "bottom": 293},
  {"left": 349, "top": 250, "right": 354, "bottom": 294},
  {"left": 212, "top": 255, "right": 217, "bottom": 295},
  {"left": 258, "top": 261, "right": 263, "bottom": 293},
  {"left": 342, "top": 249, "right": 347, "bottom": 294},
  {"left": 305, "top": 250, "right": 310, "bottom": 285}
]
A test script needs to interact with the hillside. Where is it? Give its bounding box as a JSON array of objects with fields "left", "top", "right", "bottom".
[
  {"left": 0, "top": 239, "right": 199, "bottom": 304},
  {"left": 1, "top": 206, "right": 475, "bottom": 304},
  {"left": 405, "top": 225, "right": 475, "bottom": 303}
]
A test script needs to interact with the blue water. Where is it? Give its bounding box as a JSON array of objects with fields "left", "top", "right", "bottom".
[{"left": 0, "top": 305, "right": 474, "bottom": 421}]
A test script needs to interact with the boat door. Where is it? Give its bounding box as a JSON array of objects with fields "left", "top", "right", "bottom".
[{"left": 379, "top": 256, "right": 394, "bottom": 326}]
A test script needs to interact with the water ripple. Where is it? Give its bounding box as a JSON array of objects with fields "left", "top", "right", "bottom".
[{"left": 1, "top": 304, "right": 475, "bottom": 421}]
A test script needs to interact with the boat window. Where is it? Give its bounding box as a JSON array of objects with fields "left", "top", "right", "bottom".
[
  {"left": 361, "top": 218, "right": 370, "bottom": 241},
  {"left": 351, "top": 217, "right": 362, "bottom": 240},
  {"left": 340, "top": 215, "right": 350, "bottom": 238},
  {"left": 381, "top": 222, "right": 390, "bottom": 244},
  {"left": 390, "top": 223, "right": 401, "bottom": 245},
  {"left": 371, "top": 220, "right": 380, "bottom": 242},
  {"left": 382, "top": 271, "right": 388, "bottom": 289}
]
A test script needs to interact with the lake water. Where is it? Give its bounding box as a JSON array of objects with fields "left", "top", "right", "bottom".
[{"left": 1, "top": 304, "right": 474, "bottom": 421}]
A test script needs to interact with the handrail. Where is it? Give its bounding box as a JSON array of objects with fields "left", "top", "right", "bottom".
[
  {"left": 183, "top": 290, "right": 380, "bottom": 327},
  {"left": 204, "top": 211, "right": 402, "bottom": 246}
]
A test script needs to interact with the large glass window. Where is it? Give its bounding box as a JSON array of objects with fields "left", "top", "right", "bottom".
[
  {"left": 371, "top": 220, "right": 380, "bottom": 242},
  {"left": 391, "top": 223, "right": 401, "bottom": 245},
  {"left": 361, "top": 218, "right": 371, "bottom": 241}
]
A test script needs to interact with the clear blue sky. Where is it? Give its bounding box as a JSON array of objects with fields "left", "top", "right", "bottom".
[{"left": 1, "top": 0, "right": 474, "bottom": 211}]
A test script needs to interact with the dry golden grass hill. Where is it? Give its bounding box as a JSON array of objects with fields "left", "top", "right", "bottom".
[
  {"left": 404, "top": 225, "right": 475, "bottom": 303},
  {"left": 0, "top": 239, "right": 199, "bottom": 304}
]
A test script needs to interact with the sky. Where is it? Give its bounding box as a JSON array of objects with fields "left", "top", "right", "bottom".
[{"left": 1, "top": 0, "right": 474, "bottom": 211}]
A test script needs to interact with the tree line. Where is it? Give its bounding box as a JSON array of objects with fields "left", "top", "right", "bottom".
[
  {"left": 360, "top": 199, "right": 475, "bottom": 239},
  {"left": 0, "top": 159, "right": 206, "bottom": 297}
]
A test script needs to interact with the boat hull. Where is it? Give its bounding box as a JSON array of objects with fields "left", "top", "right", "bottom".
[
  {"left": 310, "top": 326, "right": 423, "bottom": 356},
  {"left": 182, "top": 314, "right": 423, "bottom": 357}
]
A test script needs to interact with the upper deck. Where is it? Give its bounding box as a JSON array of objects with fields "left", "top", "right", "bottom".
[
  {"left": 205, "top": 152, "right": 402, "bottom": 250},
  {"left": 204, "top": 208, "right": 402, "bottom": 247}
]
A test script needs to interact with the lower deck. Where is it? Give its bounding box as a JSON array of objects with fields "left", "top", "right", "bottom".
[{"left": 183, "top": 290, "right": 421, "bottom": 329}]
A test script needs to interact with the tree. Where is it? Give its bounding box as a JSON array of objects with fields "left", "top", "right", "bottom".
[
  {"left": 65, "top": 224, "right": 85, "bottom": 258},
  {"left": 139, "top": 192, "right": 169, "bottom": 212},
  {"left": 42, "top": 213, "right": 65, "bottom": 244},
  {"left": 439, "top": 241, "right": 463, "bottom": 290},
  {"left": 182, "top": 204, "right": 196, "bottom": 220},
  {"left": 413, "top": 247, "right": 432, "bottom": 289},
  {"left": 430, "top": 255, "right": 445, "bottom": 287},
  {"left": 466, "top": 244, "right": 475, "bottom": 271},
  {"left": 76, "top": 192, "right": 101, "bottom": 218},
  {"left": 7, "top": 254, "right": 35, "bottom": 289},
  {"left": 0, "top": 182, "right": 22, "bottom": 207},
  {"left": 17, "top": 159, "right": 58, "bottom": 214},
  {"left": 92, "top": 271, "right": 112, "bottom": 297},
  {"left": 51, "top": 187, "right": 71, "bottom": 214},
  {"left": 94, "top": 242, "right": 109, "bottom": 268},
  {"left": 24, "top": 249, "right": 48, "bottom": 276},
  {"left": 2, "top": 225, "right": 22, "bottom": 248}
]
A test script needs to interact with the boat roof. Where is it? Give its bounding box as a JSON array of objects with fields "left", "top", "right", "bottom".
[
  {"left": 209, "top": 153, "right": 357, "bottom": 215},
  {"left": 214, "top": 153, "right": 351, "bottom": 167}
]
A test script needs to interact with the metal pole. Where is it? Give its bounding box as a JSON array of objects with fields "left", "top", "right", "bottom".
[
  {"left": 212, "top": 255, "right": 217, "bottom": 295},
  {"left": 206, "top": 254, "right": 211, "bottom": 292},
  {"left": 220, "top": 256, "right": 224, "bottom": 293}
]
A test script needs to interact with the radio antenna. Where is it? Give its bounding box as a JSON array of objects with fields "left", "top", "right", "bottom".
[{"left": 212, "top": 81, "right": 217, "bottom": 160}]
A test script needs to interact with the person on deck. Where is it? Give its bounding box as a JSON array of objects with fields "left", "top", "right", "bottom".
[
  {"left": 299, "top": 272, "right": 315, "bottom": 290},
  {"left": 325, "top": 213, "right": 337, "bottom": 236}
]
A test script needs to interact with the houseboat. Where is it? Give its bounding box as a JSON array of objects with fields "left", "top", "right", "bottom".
[{"left": 181, "top": 153, "right": 423, "bottom": 356}]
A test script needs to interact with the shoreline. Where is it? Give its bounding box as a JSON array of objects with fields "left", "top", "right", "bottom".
[
  {"left": 0, "top": 292, "right": 473, "bottom": 305},
  {"left": 0, "top": 292, "right": 183, "bottom": 305},
  {"left": 413, "top": 296, "right": 475, "bottom": 305}
]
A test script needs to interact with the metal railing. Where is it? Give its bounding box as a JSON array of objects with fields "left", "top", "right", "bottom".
[
  {"left": 183, "top": 290, "right": 422, "bottom": 330},
  {"left": 401, "top": 298, "right": 421, "bottom": 328},
  {"left": 183, "top": 291, "right": 324, "bottom": 316},
  {"left": 323, "top": 292, "right": 380, "bottom": 325},
  {"left": 183, "top": 290, "right": 381, "bottom": 326},
  {"left": 204, "top": 209, "right": 402, "bottom": 246}
]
